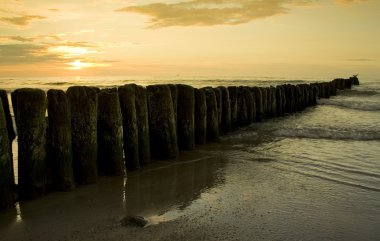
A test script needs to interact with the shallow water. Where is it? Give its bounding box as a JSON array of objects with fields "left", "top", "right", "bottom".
[{"left": 0, "top": 79, "right": 379, "bottom": 240}]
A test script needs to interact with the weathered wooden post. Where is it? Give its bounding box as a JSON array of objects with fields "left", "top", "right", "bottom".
[
  {"left": 237, "top": 87, "right": 248, "bottom": 126},
  {"left": 16, "top": 88, "right": 47, "bottom": 199},
  {"left": 0, "top": 90, "right": 16, "bottom": 187},
  {"left": 227, "top": 86, "right": 238, "bottom": 130},
  {"left": 67, "top": 86, "right": 98, "bottom": 185},
  {"left": 275, "top": 86, "right": 284, "bottom": 116},
  {"left": 219, "top": 86, "right": 231, "bottom": 133},
  {"left": 147, "top": 85, "right": 179, "bottom": 159},
  {"left": 0, "top": 100, "right": 14, "bottom": 210},
  {"left": 203, "top": 87, "right": 219, "bottom": 142},
  {"left": 261, "top": 87, "right": 268, "bottom": 117},
  {"left": 245, "top": 87, "right": 255, "bottom": 123},
  {"left": 252, "top": 87, "right": 263, "bottom": 121},
  {"left": 135, "top": 85, "right": 151, "bottom": 165},
  {"left": 194, "top": 88, "right": 207, "bottom": 145},
  {"left": 97, "top": 88, "right": 124, "bottom": 176},
  {"left": 118, "top": 84, "right": 139, "bottom": 170},
  {"left": 213, "top": 88, "right": 223, "bottom": 133},
  {"left": 168, "top": 84, "right": 178, "bottom": 128},
  {"left": 270, "top": 86, "right": 277, "bottom": 117},
  {"left": 47, "top": 90, "right": 75, "bottom": 191},
  {"left": 176, "top": 84, "right": 195, "bottom": 150}
]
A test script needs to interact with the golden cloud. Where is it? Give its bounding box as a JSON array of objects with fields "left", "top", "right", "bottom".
[
  {"left": 116, "top": 0, "right": 368, "bottom": 28},
  {"left": 0, "top": 14, "right": 45, "bottom": 26}
]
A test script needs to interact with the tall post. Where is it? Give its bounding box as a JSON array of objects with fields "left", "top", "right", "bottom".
[
  {"left": 16, "top": 88, "right": 47, "bottom": 199},
  {"left": 67, "top": 86, "right": 98, "bottom": 185},
  {"left": 176, "top": 84, "right": 195, "bottom": 150}
]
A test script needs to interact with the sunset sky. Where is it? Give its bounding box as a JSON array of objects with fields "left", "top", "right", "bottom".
[{"left": 0, "top": 0, "right": 379, "bottom": 79}]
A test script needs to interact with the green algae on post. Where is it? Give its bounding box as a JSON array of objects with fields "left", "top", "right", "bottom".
[
  {"left": 98, "top": 88, "right": 124, "bottom": 176},
  {"left": 67, "top": 86, "right": 98, "bottom": 185}
]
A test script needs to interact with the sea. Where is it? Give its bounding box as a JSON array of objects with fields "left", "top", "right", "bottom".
[{"left": 0, "top": 76, "right": 379, "bottom": 241}]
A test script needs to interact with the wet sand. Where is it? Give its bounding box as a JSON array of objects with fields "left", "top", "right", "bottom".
[{"left": 1, "top": 121, "right": 380, "bottom": 240}]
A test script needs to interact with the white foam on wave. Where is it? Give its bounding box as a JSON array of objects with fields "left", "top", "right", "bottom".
[
  {"left": 274, "top": 127, "right": 380, "bottom": 141},
  {"left": 318, "top": 98, "right": 380, "bottom": 111}
]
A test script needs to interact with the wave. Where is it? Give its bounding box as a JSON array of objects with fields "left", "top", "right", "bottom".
[
  {"left": 318, "top": 98, "right": 380, "bottom": 111},
  {"left": 274, "top": 128, "right": 380, "bottom": 141}
]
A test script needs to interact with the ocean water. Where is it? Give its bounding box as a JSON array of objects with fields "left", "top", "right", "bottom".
[{"left": 0, "top": 77, "right": 379, "bottom": 240}]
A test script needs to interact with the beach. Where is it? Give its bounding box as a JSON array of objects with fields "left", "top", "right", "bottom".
[{"left": 0, "top": 79, "right": 379, "bottom": 241}]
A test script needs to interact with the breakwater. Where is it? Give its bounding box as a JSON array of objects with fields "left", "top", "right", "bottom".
[{"left": 0, "top": 76, "right": 359, "bottom": 211}]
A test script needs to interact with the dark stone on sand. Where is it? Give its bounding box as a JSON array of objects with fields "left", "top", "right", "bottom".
[
  {"left": 135, "top": 85, "right": 151, "bottom": 165},
  {"left": 194, "top": 88, "right": 207, "bottom": 145},
  {"left": 0, "top": 100, "right": 14, "bottom": 210},
  {"left": 176, "top": 85, "right": 195, "bottom": 150},
  {"left": 118, "top": 85, "right": 140, "bottom": 170},
  {"left": 97, "top": 88, "right": 124, "bottom": 176},
  {"left": 227, "top": 86, "right": 238, "bottom": 130},
  {"left": 219, "top": 86, "right": 231, "bottom": 133},
  {"left": 16, "top": 88, "right": 47, "bottom": 199},
  {"left": 67, "top": 86, "right": 98, "bottom": 185},
  {"left": 120, "top": 216, "right": 148, "bottom": 227},
  {"left": 47, "top": 90, "right": 75, "bottom": 191},
  {"left": 147, "top": 85, "right": 179, "bottom": 159},
  {"left": 203, "top": 87, "right": 219, "bottom": 142}
]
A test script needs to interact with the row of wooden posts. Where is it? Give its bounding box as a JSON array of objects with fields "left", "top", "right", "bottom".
[{"left": 0, "top": 76, "right": 359, "bottom": 211}]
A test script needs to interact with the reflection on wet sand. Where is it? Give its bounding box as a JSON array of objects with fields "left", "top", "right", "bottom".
[{"left": 123, "top": 153, "right": 227, "bottom": 223}]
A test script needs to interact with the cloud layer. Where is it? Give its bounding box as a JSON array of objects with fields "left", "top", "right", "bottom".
[
  {"left": 117, "top": 0, "right": 367, "bottom": 28},
  {"left": 0, "top": 14, "right": 45, "bottom": 26}
]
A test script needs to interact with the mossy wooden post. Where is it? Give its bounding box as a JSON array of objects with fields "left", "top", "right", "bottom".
[
  {"left": 176, "top": 84, "right": 195, "bottom": 150},
  {"left": 0, "top": 90, "right": 16, "bottom": 187},
  {"left": 252, "top": 87, "right": 263, "bottom": 121},
  {"left": 10, "top": 90, "right": 19, "bottom": 123},
  {"left": 275, "top": 86, "right": 284, "bottom": 116},
  {"left": 194, "top": 88, "right": 207, "bottom": 145},
  {"left": 219, "top": 86, "right": 231, "bottom": 133},
  {"left": 244, "top": 87, "right": 255, "bottom": 123},
  {"left": 135, "top": 85, "right": 151, "bottom": 165},
  {"left": 213, "top": 88, "right": 223, "bottom": 132},
  {"left": 0, "top": 100, "right": 14, "bottom": 210},
  {"left": 147, "top": 85, "right": 179, "bottom": 159},
  {"left": 261, "top": 87, "right": 268, "bottom": 117},
  {"left": 16, "top": 88, "right": 47, "bottom": 199},
  {"left": 118, "top": 85, "right": 139, "bottom": 170},
  {"left": 169, "top": 84, "right": 178, "bottom": 128},
  {"left": 203, "top": 87, "right": 219, "bottom": 142},
  {"left": 67, "top": 86, "right": 98, "bottom": 185},
  {"left": 269, "top": 86, "right": 277, "bottom": 117},
  {"left": 47, "top": 90, "right": 75, "bottom": 191},
  {"left": 227, "top": 86, "right": 238, "bottom": 130},
  {"left": 237, "top": 87, "right": 248, "bottom": 126},
  {"left": 97, "top": 88, "right": 124, "bottom": 176}
]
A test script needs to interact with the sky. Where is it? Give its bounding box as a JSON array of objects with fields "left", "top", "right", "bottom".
[{"left": 0, "top": 0, "right": 379, "bottom": 80}]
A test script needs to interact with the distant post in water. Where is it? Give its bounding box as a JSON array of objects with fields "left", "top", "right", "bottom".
[
  {"left": 67, "top": 86, "right": 98, "bottom": 185},
  {"left": 147, "top": 85, "right": 179, "bottom": 159},
  {"left": 176, "top": 84, "right": 195, "bottom": 150},
  {"left": 194, "top": 88, "right": 207, "bottom": 145},
  {"left": 119, "top": 85, "right": 140, "bottom": 170},
  {"left": 98, "top": 88, "right": 124, "bottom": 176},
  {"left": 16, "top": 88, "right": 47, "bottom": 199},
  {"left": 0, "top": 100, "right": 14, "bottom": 210},
  {"left": 47, "top": 90, "right": 75, "bottom": 191},
  {"left": 135, "top": 85, "right": 151, "bottom": 165}
]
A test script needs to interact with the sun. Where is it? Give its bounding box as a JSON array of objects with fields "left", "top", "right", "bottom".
[{"left": 72, "top": 60, "right": 82, "bottom": 69}]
